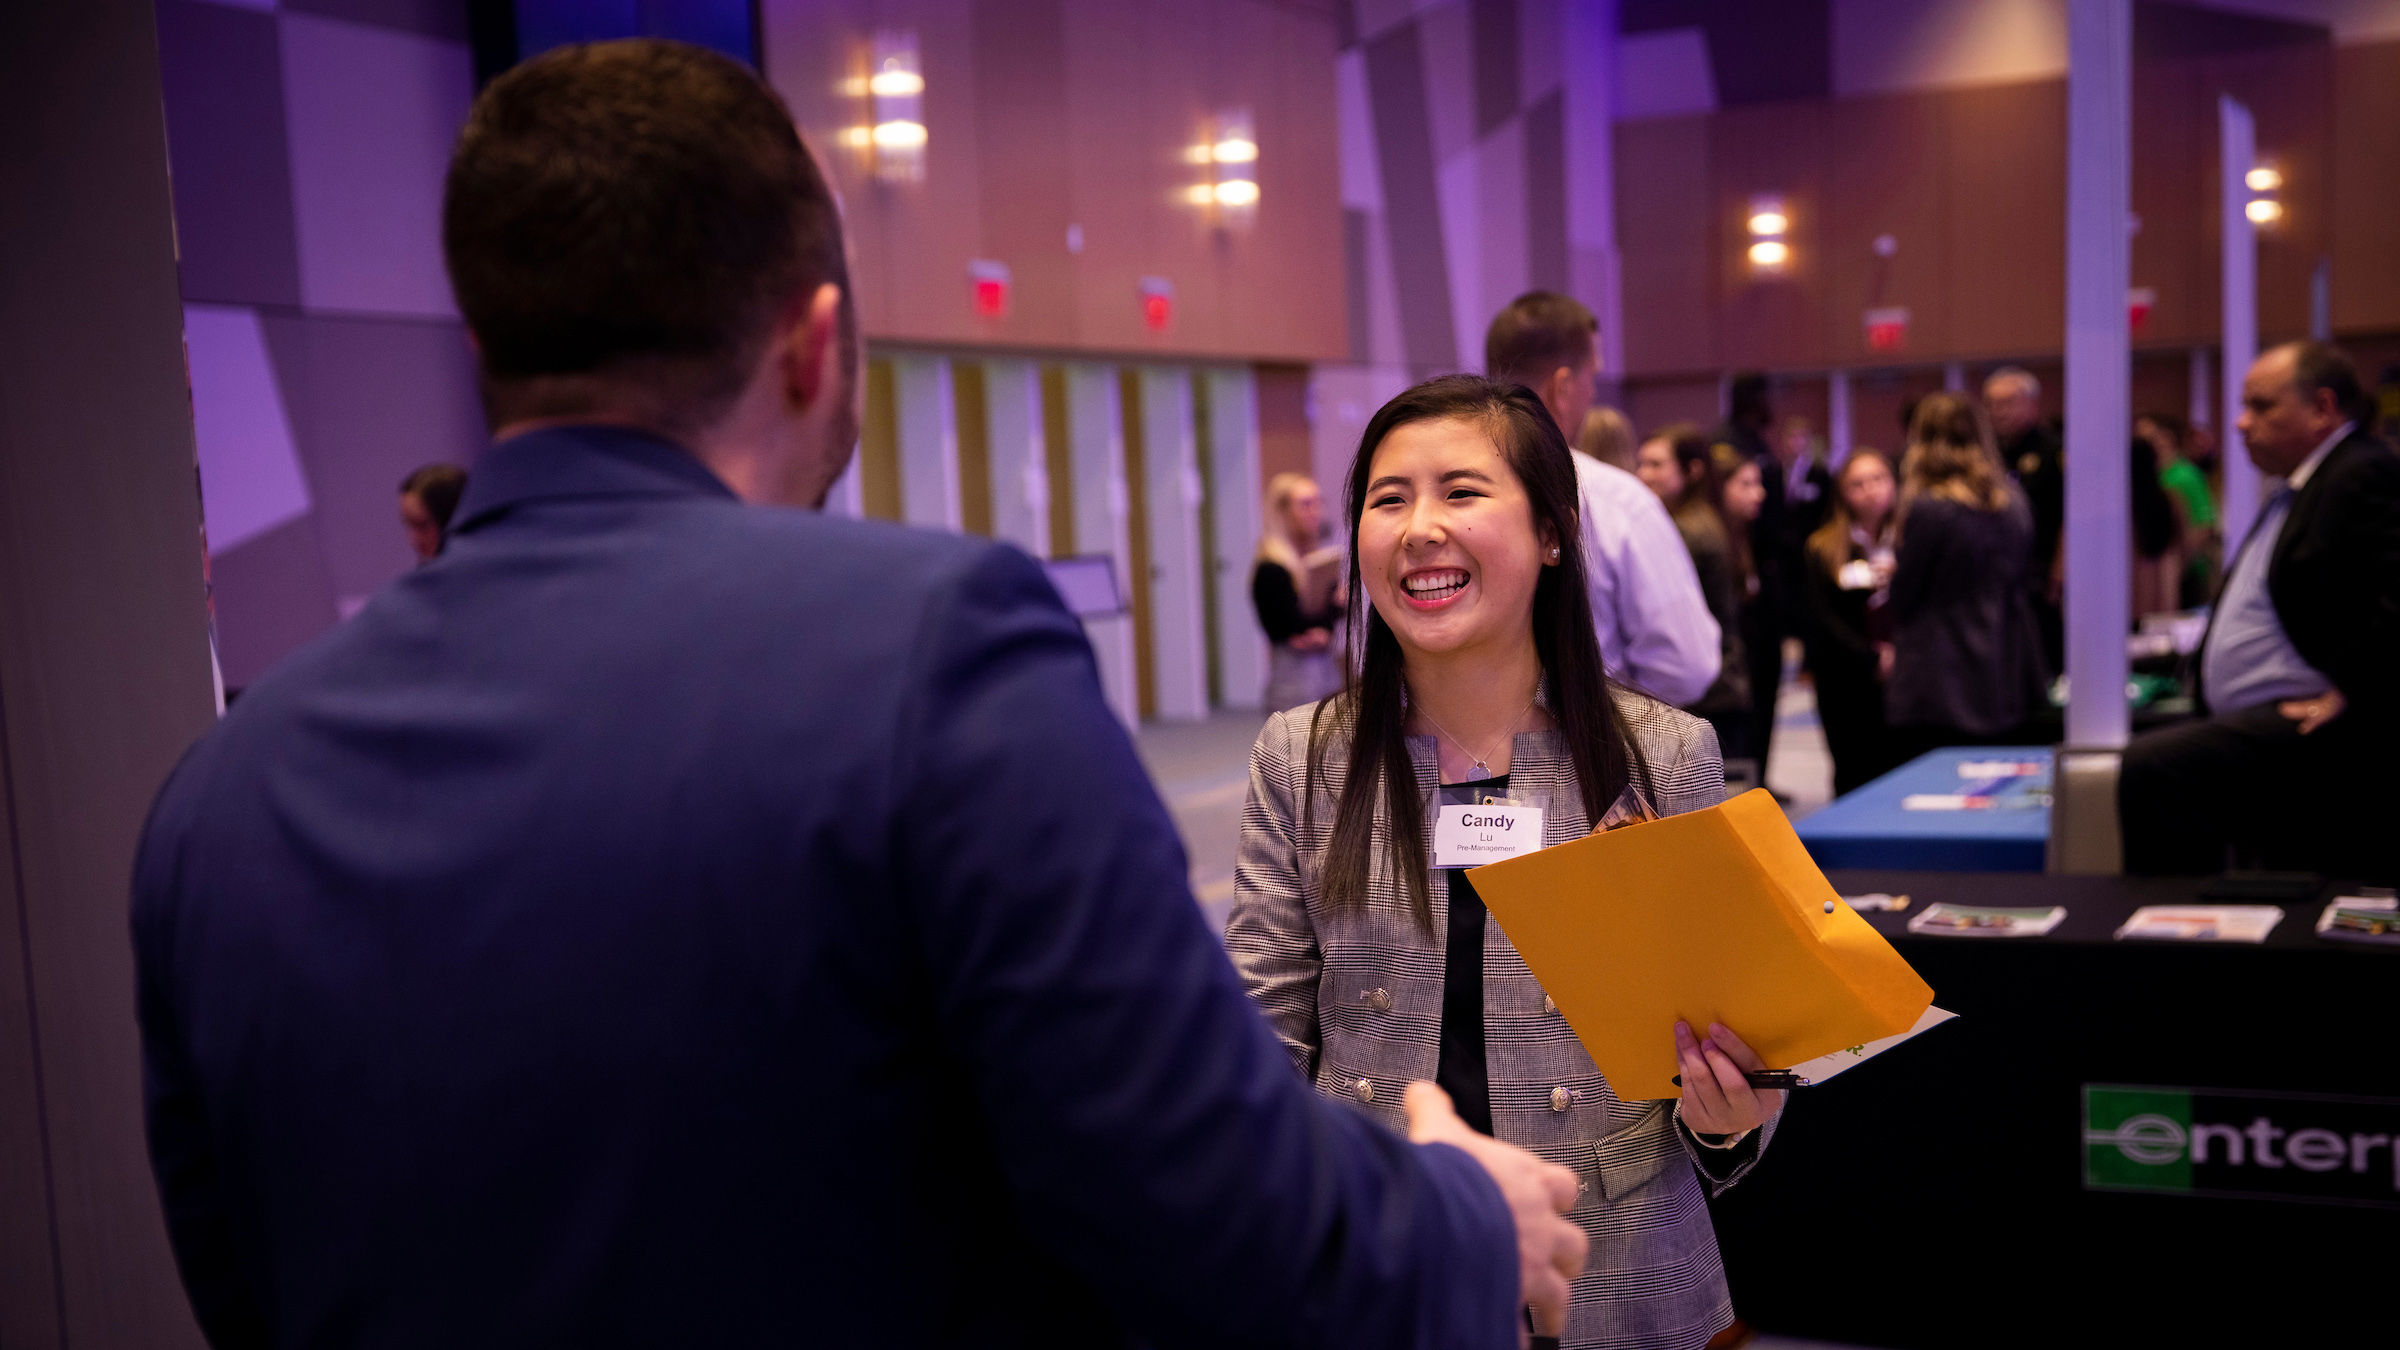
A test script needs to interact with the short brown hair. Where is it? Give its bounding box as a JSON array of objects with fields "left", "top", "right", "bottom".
[
  {"left": 1485, "top": 292, "right": 1597, "bottom": 390},
  {"left": 443, "top": 39, "right": 851, "bottom": 432},
  {"left": 400, "top": 463, "right": 468, "bottom": 528}
]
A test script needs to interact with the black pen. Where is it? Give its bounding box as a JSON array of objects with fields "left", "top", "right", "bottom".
[{"left": 1672, "top": 1070, "right": 1807, "bottom": 1089}]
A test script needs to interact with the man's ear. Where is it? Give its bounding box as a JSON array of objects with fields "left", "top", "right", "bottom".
[{"left": 781, "top": 283, "right": 844, "bottom": 411}]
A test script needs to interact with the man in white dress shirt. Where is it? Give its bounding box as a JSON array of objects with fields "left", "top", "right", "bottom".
[{"left": 1486, "top": 293, "right": 1722, "bottom": 709}]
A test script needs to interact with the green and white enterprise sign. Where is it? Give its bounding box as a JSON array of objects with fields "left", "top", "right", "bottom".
[{"left": 2084, "top": 1084, "right": 2400, "bottom": 1208}]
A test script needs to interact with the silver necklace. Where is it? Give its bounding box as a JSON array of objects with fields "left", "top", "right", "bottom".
[{"left": 1416, "top": 696, "right": 1535, "bottom": 782}]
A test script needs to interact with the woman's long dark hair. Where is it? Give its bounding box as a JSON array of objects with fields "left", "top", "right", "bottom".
[{"left": 1304, "top": 375, "right": 1653, "bottom": 932}]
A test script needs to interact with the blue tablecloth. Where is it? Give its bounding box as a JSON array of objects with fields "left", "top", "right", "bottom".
[{"left": 1794, "top": 746, "right": 2052, "bottom": 871}]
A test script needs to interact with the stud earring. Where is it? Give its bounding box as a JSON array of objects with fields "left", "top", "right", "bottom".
[{"left": 1549, "top": 546, "right": 1561, "bottom": 560}]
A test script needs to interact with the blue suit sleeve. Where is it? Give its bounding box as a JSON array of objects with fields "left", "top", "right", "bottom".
[
  {"left": 889, "top": 543, "right": 1520, "bottom": 1350},
  {"left": 131, "top": 759, "right": 274, "bottom": 1348}
]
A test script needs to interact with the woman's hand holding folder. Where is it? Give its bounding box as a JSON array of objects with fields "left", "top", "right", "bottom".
[{"left": 1670, "top": 1021, "right": 1785, "bottom": 1137}]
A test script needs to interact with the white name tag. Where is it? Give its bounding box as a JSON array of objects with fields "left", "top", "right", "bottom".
[{"left": 1432, "top": 803, "right": 1546, "bottom": 869}]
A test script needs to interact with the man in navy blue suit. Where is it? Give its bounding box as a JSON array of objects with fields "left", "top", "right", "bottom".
[{"left": 133, "top": 39, "right": 1586, "bottom": 1348}]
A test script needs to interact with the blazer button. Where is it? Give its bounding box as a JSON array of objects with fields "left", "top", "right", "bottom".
[
  {"left": 1367, "top": 987, "right": 1394, "bottom": 1012},
  {"left": 1543, "top": 994, "right": 1558, "bottom": 1015},
  {"left": 1550, "top": 1086, "right": 1572, "bottom": 1112},
  {"left": 1354, "top": 1078, "right": 1376, "bottom": 1104}
]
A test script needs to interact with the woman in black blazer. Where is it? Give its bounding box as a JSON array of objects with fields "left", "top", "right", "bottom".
[
  {"left": 1885, "top": 394, "right": 2049, "bottom": 759},
  {"left": 1801, "top": 449, "right": 1902, "bottom": 794}
]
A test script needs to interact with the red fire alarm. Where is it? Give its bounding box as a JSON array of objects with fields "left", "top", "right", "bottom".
[
  {"left": 1863, "top": 306, "right": 1909, "bottom": 353},
  {"left": 1138, "top": 275, "right": 1174, "bottom": 330},
  {"left": 968, "top": 259, "right": 1011, "bottom": 319},
  {"left": 2128, "top": 287, "right": 2156, "bottom": 330}
]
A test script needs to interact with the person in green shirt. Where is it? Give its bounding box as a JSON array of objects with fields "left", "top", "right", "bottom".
[{"left": 2139, "top": 413, "right": 2220, "bottom": 608}]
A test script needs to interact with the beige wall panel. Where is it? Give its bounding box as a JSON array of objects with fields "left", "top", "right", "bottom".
[
  {"left": 762, "top": 0, "right": 1342, "bottom": 362},
  {"left": 2201, "top": 46, "right": 2334, "bottom": 346},
  {"left": 1712, "top": 101, "right": 1829, "bottom": 373},
  {"left": 1622, "top": 378, "right": 1722, "bottom": 441},
  {"left": 1615, "top": 115, "right": 1716, "bottom": 377},
  {"left": 1825, "top": 91, "right": 1950, "bottom": 364},
  {"left": 1256, "top": 364, "right": 1315, "bottom": 487},
  {"left": 2129, "top": 59, "right": 2212, "bottom": 349},
  {"left": 762, "top": 1, "right": 885, "bottom": 330},
  {"left": 970, "top": 0, "right": 1079, "bottom": 346},
  {"left": 2332, "top": 41, "right": 2400, "bottom": 334},
  {"left": 870, "top": 0, "right": 988, "bottom": 344},
  {"left": 1846, "top": 367, "right": 1947, "bottom": 456},
  {"left": 1214, "top": 3, "right": 1347, "bottom": 363},
  {"left": 2130, "top": 350, "right": 2192, "bottom": 424},
  {"left": 1774, "top": 375, "right": 1831, "bottom": 443},
  {"left": 1062, "top": 0, "right": 1206, "bottom": 355},
  {"left": 1945, "top": 79, "right": 2065, "bottom": 361}
]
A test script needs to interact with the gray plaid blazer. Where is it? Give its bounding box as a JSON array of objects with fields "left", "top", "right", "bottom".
[{"left": 1226, "top": 689, "right": 1778, "bottom": 1350}]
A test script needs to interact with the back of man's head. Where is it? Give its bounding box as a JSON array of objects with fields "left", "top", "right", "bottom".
[
  {"left": 444, "top": 40, "right": 851, "bottom": 437},
  {"left": 1485, "top": 292, "right": 1596, "bottom": 389}
]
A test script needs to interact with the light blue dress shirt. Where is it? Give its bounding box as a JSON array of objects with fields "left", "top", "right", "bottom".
[{"left": 2200, "top": 424, "right": 2350, "bottom": 713}]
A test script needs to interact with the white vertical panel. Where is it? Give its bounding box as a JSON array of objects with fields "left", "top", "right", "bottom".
[
  {"left": 1139, "top": 367, "right": 1207, "bottom": 721},
  {"left": 2188, "top": 346, "right": 2213, "bottom": 431},
  {"left": 891, "top": 354, "right": 960, "bottom": 532},
  {"left": 1204, "top": 368, "right": 1268, "bottom": 711},
  {"left": 1942, "top": 361, "right": 1966, "bottom": 393},
  {"left": 1066, "top": 363, "right": 1138, "bottom": 731},
  {"left": 2219, "top": 96, "right": 2261, "bottom": 564},
  {"left": 2064, "top": 0, "right": 2131, "bottom": 749},
  {"left": 982, "top": 359, "right": 1048, "bottom": 557}
]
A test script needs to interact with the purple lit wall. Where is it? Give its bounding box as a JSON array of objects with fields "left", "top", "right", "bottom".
[{"left": 160, "top": 0, "right": 485, "bottom": 688}]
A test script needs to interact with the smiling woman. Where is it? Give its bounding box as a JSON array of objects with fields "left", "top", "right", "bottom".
[{"left": 1225, "top": 375, "right": 1790, "bottom": 1350}]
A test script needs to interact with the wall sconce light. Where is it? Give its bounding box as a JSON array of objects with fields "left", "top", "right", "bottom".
[
  {"left": 1184, "top": 109, "right": 1258, "bottom": 224},
  {"left": 2244, "top": 161, "right": 2282, "bottom": 226},
  {"left": 844, "top": 31, "right": 924, "bottom": 183},
  {"left": 1746, "top": 194, "right": 1789, "bottom": 273}
]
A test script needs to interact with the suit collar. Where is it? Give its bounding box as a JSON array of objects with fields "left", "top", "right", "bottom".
[
  {"left": 2285, "top": 421, "right": 2355, "bottom": 493},
  {"left": 452, "top": 424, "right": 738, "bottom": 534}
]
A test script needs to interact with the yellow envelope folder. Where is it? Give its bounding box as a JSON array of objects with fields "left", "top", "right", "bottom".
[{"left": 1469, "top": 787, "right": 1932, "bottom": 1100}]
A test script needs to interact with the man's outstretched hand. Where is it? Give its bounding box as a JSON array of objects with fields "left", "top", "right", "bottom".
[{"left": 1405, "top": 1082, "right": 1586, "bottom": 1340}]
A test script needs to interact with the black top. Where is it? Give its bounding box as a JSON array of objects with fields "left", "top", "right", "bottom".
[
  {"left": 1885, "top": 493, "right": 2046, "bottom": 735},
  {"left": 1435, "top": 774, "right": 1508, "bottom": 1137},
  {"left": 1801, "top": 529, "right": 1887, "bottom": 682},
  {"left": 2001, "top": 421, "right": 2065, "bottom": 588},
  {"left": 1251, "top": 560, "right": 1340, "bottom": 645},
  {"left": 2253, "top": 429, "right": 2400, "bottom": 729},
  {"left": 1670, "top": 502, "right": 1750, "bottom": 713}
]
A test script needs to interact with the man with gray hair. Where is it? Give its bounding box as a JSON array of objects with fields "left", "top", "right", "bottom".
[
  {"left": 2120, "top": 341, "right": 2400, "bottom": 881},
  {"left": 1984, "top": 365, "right": 2063, "bottom": 670}
]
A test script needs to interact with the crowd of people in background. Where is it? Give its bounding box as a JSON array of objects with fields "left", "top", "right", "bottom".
[{"left": 1249, "top": 293, "right": 2400, "bottom": 858}]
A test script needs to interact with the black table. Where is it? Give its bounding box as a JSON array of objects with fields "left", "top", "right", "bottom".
[{"left": 1708, "top": 871, "right": 2398, "bottom": 1348}]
